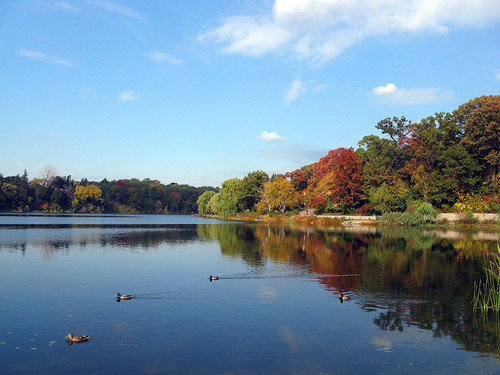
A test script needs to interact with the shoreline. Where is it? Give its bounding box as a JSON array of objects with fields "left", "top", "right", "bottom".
[{"left": 207, "top": 211, "right": 500, "bottom": 229}]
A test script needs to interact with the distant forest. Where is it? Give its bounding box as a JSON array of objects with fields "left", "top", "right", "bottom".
[
  {"left": 1, "top": 95, "right": 499, "bottom": 216},
  {"left": 0, "top": 169, "right": 218, "bottom": 214}
]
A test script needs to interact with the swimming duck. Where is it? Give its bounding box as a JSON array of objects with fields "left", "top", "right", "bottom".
[
  {"left": 65, "top": 334, "right": 90, "bottom": 343},
  {"left": 339, "top": 293, "right": 350, "bottom": 301},
  {"left": 209, "top": 275, "right": 219, "bottom": 281},
  {"left": 116, "top": 293, "right": 133, "bottom": 300}
]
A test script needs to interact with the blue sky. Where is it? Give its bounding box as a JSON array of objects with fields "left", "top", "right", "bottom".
[{"left": 1, "top": 0, "right": 499, "bottom": 187}]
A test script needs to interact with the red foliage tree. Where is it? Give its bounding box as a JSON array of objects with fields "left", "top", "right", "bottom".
[
  {"left": 285, "top": 166, "right": 312, "bottom": 192},
  {"left": 114, "top": 180, "right": 130, "bottom": 190},
  {"left": 310, "top": 147, "right": 364, "bottom": 211}
]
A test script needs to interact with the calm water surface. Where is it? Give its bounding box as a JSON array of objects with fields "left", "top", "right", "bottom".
[{"left": 0, "top": 214, "right": 499, "bottom": 374}]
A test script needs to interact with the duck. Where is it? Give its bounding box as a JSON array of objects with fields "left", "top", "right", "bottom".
[
  {"left": 65, "top": 334, "right": 90, "bottom": 343},
  {"left": 209, "top": 275, "right": 219, "bottom": 281},
  {"left": 116, "top": 293, "right": 133, "bottom": 300},
  {"left": 339, "top": 293, "right": 350, "bottom": 301}
]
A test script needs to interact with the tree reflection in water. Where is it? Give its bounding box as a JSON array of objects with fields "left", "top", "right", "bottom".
[{"left": 199, "top": 223, "right": 500, "bottom": 358}]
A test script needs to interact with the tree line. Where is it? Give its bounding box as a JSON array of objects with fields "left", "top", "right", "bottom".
[
  {"left": 198, "top": 95, "right": 499, "bottom": 217},
  {"left": 2, "top": 95, "right": 497, "bottom": 216},
  {"left": 0, "top": 168, "right": 217, "bottom": 214}
]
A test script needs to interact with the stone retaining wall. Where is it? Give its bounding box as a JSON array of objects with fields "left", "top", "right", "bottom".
[
  {"left": 436, "top": 213, "right": 499, "bottom": 222},
  {"left": 316, "top": 213, "right": 499, "bottom": 223}
]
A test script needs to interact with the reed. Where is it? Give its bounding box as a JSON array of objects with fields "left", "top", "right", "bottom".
[{"left": 473, "top": 244, "right": 500, "bottom": 312}]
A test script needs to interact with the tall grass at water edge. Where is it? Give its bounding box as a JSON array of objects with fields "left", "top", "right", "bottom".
[{"left": 473, "top": 244, "right": 500, "bottom": 312}]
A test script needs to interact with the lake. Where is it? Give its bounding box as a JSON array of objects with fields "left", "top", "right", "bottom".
[{"left": 0, "top": 213, "right": 499, "bottom": 374}]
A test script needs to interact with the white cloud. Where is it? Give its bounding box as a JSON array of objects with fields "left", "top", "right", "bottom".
[
  {"left": 147, "top": 52, "right": 183, "bottom": 64},
  {"left": 202, "top": 15, "right": 293, "bottom": 56},
  {"left": 117, "top": 90, "right": 140, "bottom": 102},
  {"left": 257, "top": 131, "right": 288, "bottom": 142},
  {"left": 200, "top": 0, "right": 500, "bottom": 65},
  {"left": 18, "top": 50, "right": 74, "bottom": 66},
  {"left": 496, "top": 73, "right": 500, "bottom": 80},
  {"left": 373, "top": 83, "right": 454, "bottom": 105},
  {"left": 374, "top": 83, "right": 398, "bottom": 95}
]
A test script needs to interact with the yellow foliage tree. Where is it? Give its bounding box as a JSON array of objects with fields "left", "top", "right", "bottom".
[
  {"left": 256, "top": 176, "right": 298, "bottom": 213},
  {"left": 74, "top": 185, "right": 103, "bottom": 204},
  {"left": 312, "top": 172, "right": 336, "bottom": 200}
]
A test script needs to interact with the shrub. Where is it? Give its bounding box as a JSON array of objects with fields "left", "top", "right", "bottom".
[
  {"left": 354, "top": 203, "right": 374, "bottom": 215},
  {"left": 453, "top": 193, "right": 498, "bottom": 213},
  {"left": 380, "top": 201, "right": 436, "bottom": 226}
]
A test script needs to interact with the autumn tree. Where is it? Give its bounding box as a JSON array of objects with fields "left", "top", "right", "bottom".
[
  {"left": 73, "top": 184, "right": 103, "bottom": 212},
  {"left": 256, "top": 176, "right": 298, "bottom": 213},
  {"left": 74, "top": 185, "right": 103, "bottom": 203},
  {"left": 286, "top": 166, "right": 313, "bottom": 192},
  {"left": 310, "top": 148, "right": 364, "bottom": 212}
]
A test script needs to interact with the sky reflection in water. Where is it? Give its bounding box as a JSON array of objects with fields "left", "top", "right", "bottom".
[{"left": 0, "top": 214, "right": 499, "bottom": 375}]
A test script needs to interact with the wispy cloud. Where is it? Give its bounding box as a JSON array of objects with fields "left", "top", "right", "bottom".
[
  {"left": 285, "top": 80, "right": 307, "bottom": 104},
  {"left": 80, "top": 87, "right": 99, "bottom": 99},
  {"left": 373, "top": 83, "right": 454, "bottom": 105},
  {"left": 200, "top": 0, "right": 500, "bottom": 65},
  {"left": 18, "top": 50, "right": 74, "bottom": 66},
  {"left": 147, "top": 52, "right": 183, "bottom": 64},
  {"left": 54, "top": 2, "right": 79, "bottom": 12},
  {"left": 257, "top": 131, "right": 288, "bottom": 142},
  {"left": 90, "top": 1, "right": 144, "bottom": 21},
  {"left": 117, "top": 90, "right": 140, "bottom": 102},
  {"left": 284, "top": 79, "right": 325, "bottom": 104}
]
